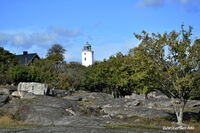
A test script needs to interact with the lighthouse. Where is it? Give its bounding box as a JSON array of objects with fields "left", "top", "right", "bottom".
[{"left": 82, "top": 42, "right": 94, "bottom": 67}]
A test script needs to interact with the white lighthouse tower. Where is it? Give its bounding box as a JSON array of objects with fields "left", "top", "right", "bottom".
[{"left": 82, "top": 42, "right": 94, "bottom": 67}]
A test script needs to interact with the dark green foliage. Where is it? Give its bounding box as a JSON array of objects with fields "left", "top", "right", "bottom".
[
  {"left": 129, "top": 44, "right": 161, "bottom": 98},
  {"left": 189, "top": 71, "right": 200, "bottom": 100},
  {"left": 190, "top": 87, "right": 200, "bottom": 100},
  {"left": 29, "top": 59, "right": 86, "bottom": 90},
  {"left": 11, "top": 64, "right": 52, "bottom": 84},
  {"left": 46, "top": 44, "right": 66, "bottom": 61},
  {"left": 31, "top": 58, "right": 64, "bottom": 89},
  {"left": 65, "top": 62, "right": 86, "bottom": 90},
  {"left": 11, "top": 65, "right": 30, "bottom": 83},
  {"left": 0, "top": 47, "right": 17, "bottom": 84},
  {"left": 84, "top": 53, "right": 135, "bottom": 97}
]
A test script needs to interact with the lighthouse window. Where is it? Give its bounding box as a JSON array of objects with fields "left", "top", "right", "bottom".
[
  {"left": 84, "top": 58, "right": 86, "bottom": 61},
  {"left": 84, "top": 53, "right": 86, "bottom": 55}
]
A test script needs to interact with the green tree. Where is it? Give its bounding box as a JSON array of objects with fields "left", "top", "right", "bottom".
[
  {"left": 30, "top": 59, "right": 86, "bottom": 90},
  {"left": 84, "top": 61, "right": 108, "bottom": 92},
  {"left": 105, "top": 53, "right": 134, "bottom": 97},
  {"left": 11, "top": 65, "right": 30, "bottom": 83},
  {"left": 129, "top": 40, "right": 162, "bottom": 99},
  {"left": 46, "top": 44, "right": 66, "bottom": 61},
  {"left": 84, "top": 53, "right": 135, "bottom": 97},
  {"left": 133, "top": 25, "right": 200, "bottom": 125},
  {"left": 31, "top": 58, "right": 59, "bottom": 87},
  {"left": 65, "top": 62, "right": 86, "bottom": 90},
  {"left": 0, "top": 47, "right": 17, "bottom": 84}
]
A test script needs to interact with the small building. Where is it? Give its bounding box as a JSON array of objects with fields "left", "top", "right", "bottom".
[
  {"left": 16, "top": 51, "right": 40, "bottom": 65},
  {"left": 81, "top": 42, "right": 94, "bottom": 67}
]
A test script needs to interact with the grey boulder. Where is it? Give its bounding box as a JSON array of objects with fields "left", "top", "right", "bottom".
[{"left": 0, "top": 95, "right": 9, "bottom": 106}]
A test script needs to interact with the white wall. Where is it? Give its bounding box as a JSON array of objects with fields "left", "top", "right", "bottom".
[{"left": 82, "top": 51, "right": 94, "bottom": 67}]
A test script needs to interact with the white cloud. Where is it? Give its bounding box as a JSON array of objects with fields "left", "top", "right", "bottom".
[
  {"left": 137, "top": 0, "right": 165, "bottom": 8},
  {"left": 136, "top": 0, "right": 200, "bottom": 9},
  {"left": 174, "top": 0, "right": 200, "bottom": 4},
  {"left": 0, "top": 27, "right": 81, "bottom": 47},
  {"left": 12, "top": 33, "right": 28, "bottom": 46},
  {"left": 173, "top": 0, "right": 200, "bottom": 12},
  {"left": 47, "top": 27, "right": 81, "bottom": 37}
]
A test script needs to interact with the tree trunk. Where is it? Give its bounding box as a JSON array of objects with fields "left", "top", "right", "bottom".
[
  {"left": 176, "top": 106, "right": 183, "bottom": 125},
  {"left": 171, "top": 98, "right": 186, "bottom": 125}
]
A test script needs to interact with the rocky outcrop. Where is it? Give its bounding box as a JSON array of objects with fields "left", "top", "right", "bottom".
[
  {"left": 65, "top": 91, "right": 171, "bottom": 119},
  {"left": 142, "top": 98, "right": 173, "bottom": 110},
  {"left": 125, "top": 93, "right": 145, "bottom": 100},
  {"left": 186, "top": 100, "right": 200, "bottom": 108},
  {"left": 185, "top": 100, "right": 200, "bottom": 112},
  {"left": 0, "top": 89, "right": 199, "bottom": 132},
  {"left": 0, "top": 95, "right": 82, "bottom": 125},
  {"left": 0, "top": 88, "right": 10, "bottom": 95},
  {"left": 18, "top": 82, "right": 49, "bottom": 95},
  {"left": 147, "top": 91, "right": 168, "bottom": 99},
  {"left": 11, "top": 91, "right": 36, "bottom": 99},
  {"left": 11, "top": 91, "right": 21, "bottom": 97},
  {"left": 0, "top": 95, "right": 9, "bottom": 106},
  {"left": 64, "top": 96, "right": 82, "bottom": 101},
  {"left": 53, "top": 89, "right": 74, "bottom": 97},
  {"left": 102, "top": 106, "right": 170, "bottom": 119}
]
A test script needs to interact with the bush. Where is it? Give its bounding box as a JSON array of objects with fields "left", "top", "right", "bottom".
[{"left": 11, "top": 65, "right": 30, "bottom": 83}]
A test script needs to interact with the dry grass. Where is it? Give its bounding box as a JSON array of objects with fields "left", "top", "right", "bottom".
[
  {"left": 120, "top": 116, "right": 174, "bottom": 127},
  {"left": 141, "top": 117, "right": 175, "bottom": 127},
  {"left": 0, "top": 116, "right": 43, "bottom": 128},
  {"left": 0, "top": 116, "right": 15, "bottom": 125},
  {"left": 115, "top": 116, "right": 200, "bottom": 132},
  {"left": 0, "top": 116, "right": 22, "bottom": 128},
  {"left": 105, "top": 124, "right": 161, "bottom": 130},
  {"left": 186, "top": 122, "right": 200, "bottom": 133}
]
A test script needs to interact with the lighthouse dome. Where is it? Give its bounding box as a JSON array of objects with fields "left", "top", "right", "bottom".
[{"left": 83, "top": 42, "right": 92, "bottom": 51}]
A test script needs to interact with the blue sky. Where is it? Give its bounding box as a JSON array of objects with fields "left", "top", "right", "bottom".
[{"left": 0, "top": 0, "right": 200, "bottom": 62}]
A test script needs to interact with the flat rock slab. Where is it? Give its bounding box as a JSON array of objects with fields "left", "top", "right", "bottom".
[
  {"left": 0, "top": 95, "right": 83, "bottom": 125},
  {"left": 102, "top": 106, "right": 171, "bottom": 119},
  {"left": 142, "top": 98, "right": 173, "bottom": 110},
  {"left": 9, "top": 95, "right": 80, "bottom": 109}
]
